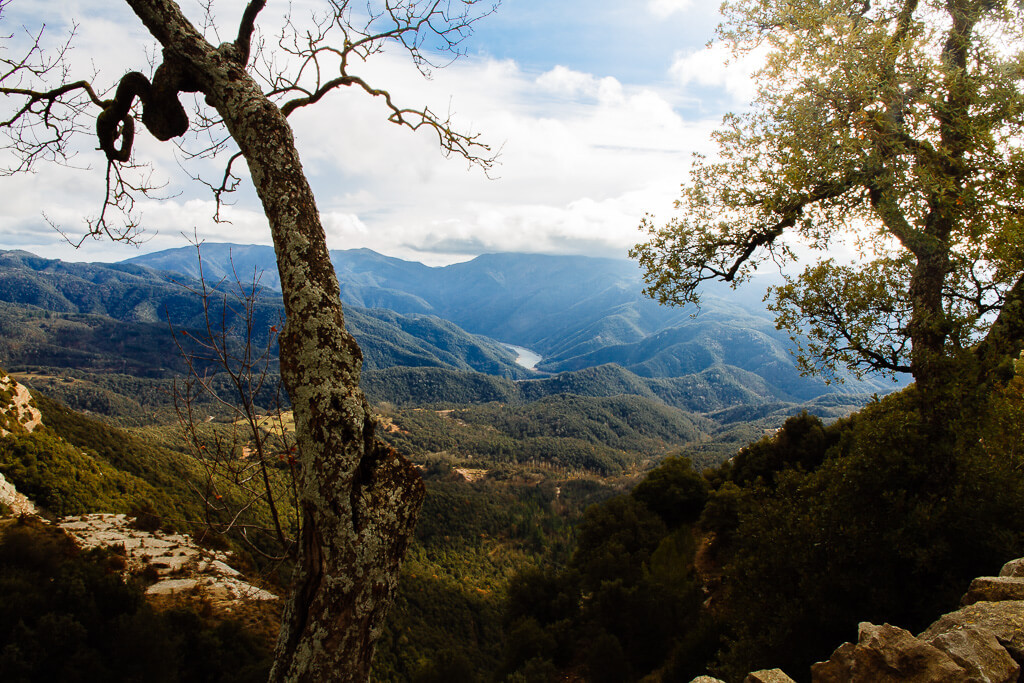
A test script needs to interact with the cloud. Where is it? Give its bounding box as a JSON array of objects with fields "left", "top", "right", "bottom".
[
  {"left": 295, "top": 56, "right": 724, "bottom": 262},
  {"left": 647, "top": 0, "right": 693, "bottom": 19},
  {"left": 536, "top": 66, "right": 622, "bottom": 101},
  {"left": 670, "top": 40, "right": 769, "bottom": 104},
  {"left": 0, "top": 0, "right": 734, "bottom": 267}
]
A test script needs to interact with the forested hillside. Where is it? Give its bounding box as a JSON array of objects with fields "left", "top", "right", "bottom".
[
  {"left": 126, "top": 244, "right": 899, "bottom": 400},
  {"left": 0, "top": 250, "right": 525, "bottom": 379},
  {"left": 0, "top": 247, "right": 963, "bottom": 683}
]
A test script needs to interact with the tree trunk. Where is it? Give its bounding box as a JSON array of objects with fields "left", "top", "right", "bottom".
[{"left": 124, "top": 2, "right": 425, "bottom": 680}]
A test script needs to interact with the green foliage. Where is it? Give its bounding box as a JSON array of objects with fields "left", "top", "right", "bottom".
[
  {"left": 379, "top": 394, "right": 707, "bottom": 475},
  {"left": 373, "top": 571, "right": 502, "bottom": 683},
  {"left": 372, "top": 474, "right": 616, "bottom": 683},
  {"left": 500, "top": 493, "right": 717, "bottom": 682},
  {"left": 501, "top": 376, "right": 1024, "bottom": 681},
  {"left": 728, "top": 410, "right": 838, "bottom": 486},
  {"left": 710, "top": 390, "right": 1024, "bottom": 678},
  {"left": 346, "top": 307, "right": 524, "bottom": 377},
  {"left": 633, "top": 455, "right": 708, "bottom": 528},
  {"left": 0, "top": 430, "right": 174, "bottom": 518},
  {"left": 367, "top": 362, "right": 884, "bottom": 416},
  {"left": 364, "top": 366, "right": 518, "bottom": 405},
  {"left": 633, "top": 0, "right": 1024, "bottom": 389},
  {"left": 0, "top": 517, "right": 273, "bottom": 682},
  {"left": 456, "top": 394, "right": 705, "bottom": 451},
  {"left": 27, "top": 394, "right": 202, "bottom": 520}
]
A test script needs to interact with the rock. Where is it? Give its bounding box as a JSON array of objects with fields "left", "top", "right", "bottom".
[
  {"left": 209, "top": 559, "right": 241, "bottom": 576},
  {"left": 811, "top": 622, "right": 967, "bottom": 682},
  {"left": 920, "top": 600, "right": 1024, "bottom": 664},
  {"left": 0, "top": 373, "right": 42, "bottom": 436},
  {"left": 961, "top": 576, "right": 1024, "bottom": 606},
  {"left": 745, "top": 669, "right": 796, "bottom": 682},
  {"left": 689, "top": 677, "right": 726, "bottom": 683},
  {"left": 999, "top": 558, "right": 1024, "bottom": 578},
  {"left": 146, "top": 578, "right": 198, "bottom": 595},
  {"left": 927, "top": 626, "right": 1019, "bottom": 683},
  {"left": 58, "top": 513, "right": 277, "bottom": 606},
  {"left": 0, "top": 470, "right": 37, "bottom": 516}
]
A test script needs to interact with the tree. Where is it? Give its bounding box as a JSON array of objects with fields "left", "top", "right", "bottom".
[
  {"left": 632, "top": 0, "right": 1024, "bottom": 411},
  {"left": 1, "top": 0, "right": 496, "bottom": 679}
]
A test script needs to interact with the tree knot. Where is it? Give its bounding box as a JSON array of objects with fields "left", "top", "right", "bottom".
[{"left": 96, "top": 59, "right": 200, "bottom": 162}]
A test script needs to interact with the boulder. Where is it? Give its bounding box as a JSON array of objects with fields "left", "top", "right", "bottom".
[
  {"left": 999, "top": 558, "right": 1024, "bottom": 579},
  {"left": 920, "top": 600, "right": 1024, "bottom": 664},
  {"left": 927, "top": 626, "right": 1019, "bottom": 683},
  {"left": 745, "top": 669, "right": 796, "bottom": 682},
  {"left": 689, "top": 677, "right": 726, "bottom": 683},
  {"left": 961, "top": 576, "right": 1024, "bottom": 606},
  {"left": 811, "top": 622, "right": 967, "bottom": 682}
]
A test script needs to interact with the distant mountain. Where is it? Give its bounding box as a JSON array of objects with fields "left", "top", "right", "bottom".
[
  {"left": 0, "top": 250, "right": 525, "bottom": 378},
  {"left": 126, "top": 244, "right": 900, "bottom": 401}
]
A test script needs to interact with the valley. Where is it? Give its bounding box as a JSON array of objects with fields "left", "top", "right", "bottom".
[{"left": 0, "top": 245, "right": 906, "bottom": 681}]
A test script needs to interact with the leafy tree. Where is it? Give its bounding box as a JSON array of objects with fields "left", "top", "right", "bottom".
[
  {"left": 713, "top": 390, "right": 1024, "bottom": 678},
  {"left": 632, "top": 454, "right": 708, "bottom": 527},
  {"left": 0, "top": 0, "right": 496, "bottom": 679},
  {"left": 632, "top": 0, "right": 1024, "bottom": 412}
]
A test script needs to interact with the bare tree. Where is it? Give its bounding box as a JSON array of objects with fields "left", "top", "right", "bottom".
[
  {"left": 171, "top": 244, "right": 299, "bottom": 564},
  {"left": 1, "top": 0, "right": 497, "bottom": 679}
]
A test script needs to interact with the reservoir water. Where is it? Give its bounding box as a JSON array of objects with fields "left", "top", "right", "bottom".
[{"left": 504, "top": 344, "right": 543, "bottom": 371}]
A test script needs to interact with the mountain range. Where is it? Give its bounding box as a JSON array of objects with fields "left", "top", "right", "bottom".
[
  {"left": 0, "top": 245, "right": 899, "bottom": 411},
  {"left": 127, "top": 244, "right": 899, "bottom": 400}
]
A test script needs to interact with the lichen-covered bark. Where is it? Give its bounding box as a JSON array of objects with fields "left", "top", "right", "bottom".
[{"left": 123, "top": 1, "right": 425, "bottom": 680}]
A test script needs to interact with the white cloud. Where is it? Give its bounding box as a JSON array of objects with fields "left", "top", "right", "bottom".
[
  {"left": 647, "top": 0, "right": 693, "bottom": 19},
  {"left": 670, "top": 40, "right": 769, "bottom": 104},
  {"left": 1, "top": 0, "right": 734, "bottom": 266}
]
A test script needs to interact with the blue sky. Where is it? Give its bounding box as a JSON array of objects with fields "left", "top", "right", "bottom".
[
  {"left": 0, "top": 0, "right": 756, "bottom": 265},
  {"left": 465, "top": 1, "right": 715, "bottom": 82}
]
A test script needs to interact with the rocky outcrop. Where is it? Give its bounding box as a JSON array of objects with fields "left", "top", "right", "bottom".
[
  {"left": 0, "top": 373, "right": 43, "bottom": 516},
  {"left": 0, "top": 371, "right": 41, "bottom": 436},
  {"left": 809, "top": 557, "right": 1024, "bottom": 683},
  {"left": 961, "top": 577, "right": 1024, "bottom": 606},
  {"left": 810, "top": 622, "right": 974, "bottom": 682},
  {"left": 0, "top": 470, "right": 37, "bottom": 516},
  {"left": 690, "top": 557, "right": 1024, "bottom": 683},
  {"left": 745, "top": 670, "right": 797, "bottom": 682},
  {"left": 693, "top": 669, "right": 797, "bottom": 683},
  {"left": 59, "top": 513, "right": 277, "bottom": 607}
]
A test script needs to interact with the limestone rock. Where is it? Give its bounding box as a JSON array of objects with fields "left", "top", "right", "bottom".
[
  {"left": 961, "top": 576, "right": 1024, "bottom": 606},
  {"left": 920, "top": 600, "right": 1024, "bottom": 664},
  {"left": 999, "top": 558, "right": 1024, "bottom": 578},
  {"left": 59, "top": 513, "right": 277, "bottom": 607},
  {"left": 689, "top": 677, "right": 726, "bottom": 683},
  {"left": 745, "top": 669, "right": 796, "bottom": 682},
  {"left": 0, "top": 470, "right": 37, "bottom": 516},
  {"left": 0, "top": 372, "right": 42, "bottom": 436},
  {"left": 811, "top": 622, "right": 967, "bottom": 682},
  {"left": 927, "top": 626, "right": 1019, "bottom": 683}
]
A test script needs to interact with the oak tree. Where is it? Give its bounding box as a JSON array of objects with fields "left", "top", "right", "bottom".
[
  {"left": 1, "top": 0, "right": 496, "bottom": 679},
  {"left": 632, "top": 0, "right": 1024, "bottom": 410}
]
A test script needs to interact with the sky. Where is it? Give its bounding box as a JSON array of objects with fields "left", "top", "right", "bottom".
[{"left": 0, "top": 0, "right": 760, "bottom": 266}]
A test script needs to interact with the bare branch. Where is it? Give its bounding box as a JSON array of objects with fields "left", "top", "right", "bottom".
[
  {"left": 170, "top": 239, "right": 297, "bottom": 559},
  {"left": 1, "top": 17, "right": 106, "bottom": 173},
  {"left": 256, "top": 0, "right": 501, "bottom": 170},
  {"left": 237, "top": 0, "right": 268, "bottom": 64}
]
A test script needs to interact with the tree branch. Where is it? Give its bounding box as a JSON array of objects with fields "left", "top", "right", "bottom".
[{"left": 236, "top": 0, "right": 268, "bottom": 65}]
